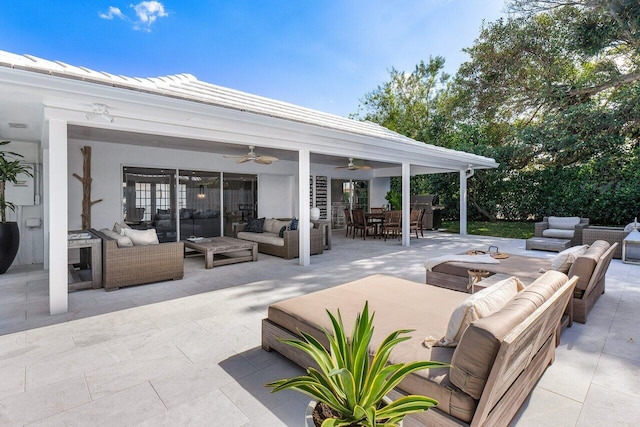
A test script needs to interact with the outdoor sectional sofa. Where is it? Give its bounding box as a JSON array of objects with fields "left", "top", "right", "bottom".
[
  {"left": 425, "top": 240, "right": 617, "bottom": 324},
  {"left": 93, "top": 228, "right": 184, "bottom": 291},
  {"left": 235, "top": 218, "right": 324, "bottom": 259},
  {"left": 262, "top": 272, "right": 577, "bottom": 426}
]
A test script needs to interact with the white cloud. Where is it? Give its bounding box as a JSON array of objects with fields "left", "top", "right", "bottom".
[
  {"left": 132, "top": 1, "right": 169, "bottom": 31},
  {"left": 99, "top": 1, "right": 168, "bottom": 32},
  {"left": 99, "top": 6, "right": 125, "bottom": 20}
]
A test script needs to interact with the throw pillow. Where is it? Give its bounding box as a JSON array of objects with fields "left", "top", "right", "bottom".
[
  {"left": 246, "top": 217, "right": 265, "bottom": 233},
  {"left": 113, "top": 222, "right": 131, "bottom": 235},
  {"left": 551, "top": 244, "right": 589, "bottom": 273},
  {"left": 439, "top": 276, "right": 525, "bottom": 347},
  {"left": 278, "top": 225, "right": 287, "bottom": 238},
  {"left": 122, "top": 228, "right": 160, "bottom": 246},
  {"left": 100, "top": 228, "right": 134, "bottom": 248},
  {"left": 289, "top": 218, "right": 299, "bottom": 231}
]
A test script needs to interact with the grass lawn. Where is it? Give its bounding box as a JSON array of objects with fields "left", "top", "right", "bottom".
[{"left": 441, "top": 221, "right": 534, "bottom": 239}]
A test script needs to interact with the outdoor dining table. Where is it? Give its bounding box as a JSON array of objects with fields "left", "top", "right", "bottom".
[{"left": 364, "top": 212, "right": 385, "bottom": 237}]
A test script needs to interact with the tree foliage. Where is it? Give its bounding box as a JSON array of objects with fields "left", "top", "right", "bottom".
[{"left": 356, "top": 0, "right": 640, "bottom": 225}]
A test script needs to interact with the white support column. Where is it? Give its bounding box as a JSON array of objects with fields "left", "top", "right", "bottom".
[
  {"left": 401, "top": 162, "right": 410, "bottom": 247},
  {"left": 48, "top": 119, "right": 69, "bottom": 315},
  {"left": 298, "top": 149, "right": 311, "bottom": 266},
  {"left": 460, "top": 169, "right": 468, "bottom": 236}
]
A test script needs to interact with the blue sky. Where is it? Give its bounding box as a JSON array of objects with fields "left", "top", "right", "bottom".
[{"left": 0, "top": 1, "right": 506, "bottom": 117}]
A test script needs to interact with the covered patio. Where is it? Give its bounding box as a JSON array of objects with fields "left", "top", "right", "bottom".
[
  {"left": 0, "top": 232, "right": 638, "bottom": 425},
  {"left": 0, "top": 50, "right": 497, "bottom": 316}
]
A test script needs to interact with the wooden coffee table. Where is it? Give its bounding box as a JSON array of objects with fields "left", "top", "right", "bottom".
[{"left": 182, "top": 236, "right": 258, "bottom": 269}]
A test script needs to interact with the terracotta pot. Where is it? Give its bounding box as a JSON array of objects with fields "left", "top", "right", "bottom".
[
  {"left": 305, "top": 396, "right": 401, "bottom": 427},
  {"left": 0, "top": 222, "right": 20, "bottom": 274}
]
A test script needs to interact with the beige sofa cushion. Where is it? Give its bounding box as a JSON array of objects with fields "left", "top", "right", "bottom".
[
  {"left": 122, "top": 228, "right": 159, "bottom": 246},
  {"left": 236, "top": 231, "right": 285, "bottom": 246},
  {"left": 441, "top": 276, "right": 525, "bottom": 346},
  {"left": 551, "top": 245, "right": 589, "bottom": 273},
  {"left": 567, "top": 240, "right": 610, "bottom": 292},
  {"left": 450, "top": 271, "right": 568, "bottom": 399},
  {"left": 548, "top": 216, "right": 580, "bottom": 230},
  {"left": 267, "top": 275, "right": 478, "bottom": 422},
  {"left": 542, "top": 228, "right": 575, "bottom": 239},
  {"left": 99, "top": 228, "right": 134, "bottom": 248}
]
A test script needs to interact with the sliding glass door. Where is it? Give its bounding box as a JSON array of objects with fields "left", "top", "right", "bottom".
[
  {"left": 178, "top": 170, "right": 221, "bottom": 239},
  {"left": 122, "top": 167, "right": 177, "bottom": 242},
  {"left": 223, "top": 173, "right": 258, "bottom": 236}
]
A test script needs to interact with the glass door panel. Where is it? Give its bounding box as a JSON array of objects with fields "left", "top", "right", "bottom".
[
  {"left": 122, "top": 167, "right": 177, "bottom": 242},
  {"left": 223, "top": 173, "right": 257, "bottom": 236},
  {"left": 178, "top": 170, "right": 221, "bottom": 238}
]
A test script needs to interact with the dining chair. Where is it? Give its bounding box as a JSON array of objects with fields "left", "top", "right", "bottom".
[
  {"left": 410, "top": 209, "right": 423, "bottom": 239},
  {"left": 382, "top": 210, "right": 402, "bottom": 241},
  {"left": 343, "top": 208, "right": 354, "bottom": 237},
  {"left": 352, "top": 209, "right": 376, "bottom": 240}
]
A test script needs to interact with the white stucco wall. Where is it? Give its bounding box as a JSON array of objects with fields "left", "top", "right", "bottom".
[
  {"left": 4, "top": 140, "right": 44, "bottom": 266},
  {"left": 66, "top": 139, "right": 302, "bottom": 231}
]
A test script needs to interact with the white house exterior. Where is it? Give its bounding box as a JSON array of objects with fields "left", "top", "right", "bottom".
[{"left": 0, "top": 50, "right": 498, "bottom": 315}]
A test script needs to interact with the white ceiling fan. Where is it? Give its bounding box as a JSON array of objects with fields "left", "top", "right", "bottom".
[
  {"left": 335, "top": 158, "right": 372, "bottom": 171},
  {"left": 224, "top": 146, "right": 279, "bottom": 164}
]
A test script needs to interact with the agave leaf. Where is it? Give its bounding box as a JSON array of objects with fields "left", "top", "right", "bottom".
[
  {"left": 376, "top": 395, "right": 439, "bottom": 419},
  {"left": 329, "top": 367, "right": 358, "bottom": 409},
  {"left": 327, "top": 308, "right": 349, "bottom": 367},
  {"left": 374, "top": 361, "right": 450, "bottom": 401}
]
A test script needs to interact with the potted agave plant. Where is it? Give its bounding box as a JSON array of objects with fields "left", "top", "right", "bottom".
[
  {"left": 266, "top": 302, "right": 447, "bottom": 427},
  {"left": 0, "top": 141, "right": 33, "bottom": 274}
]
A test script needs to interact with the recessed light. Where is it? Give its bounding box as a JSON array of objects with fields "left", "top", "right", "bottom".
[{"left": 8, "top": 122, "right": 28, "bottom": 129}]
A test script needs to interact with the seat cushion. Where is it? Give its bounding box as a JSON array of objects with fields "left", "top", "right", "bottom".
[
  {"left": 267, "top": 274, "right": 478, "bottom": 422},
  {"left": 237, "top": 231, "right": 285, "bottom": 246},
  {"left": 542, "top": 229, "right": 575, "bottom": 239},
  {"left": 548, "top": 216, "right": 580, "bottom": 230},
  {"left": 450, "top": 271, "right": 568, "bottom": 399}
]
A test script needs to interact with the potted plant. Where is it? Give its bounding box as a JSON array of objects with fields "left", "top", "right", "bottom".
[
  {"left": 0, "top": 141, "right": 33, "bottom": 274},
  {"left": 384, "top": 190, "right": 402, "bottom": 210},
  {"left": 266, "top": 302, "right": 447, "bottom": 427}
]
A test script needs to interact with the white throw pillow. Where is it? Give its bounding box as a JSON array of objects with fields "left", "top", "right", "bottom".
[
  {"left": 122, "top": 228, "right": 159, "bottom": 246},
  {"left": 113, "top": 222, "right": 131, "bottom": 235},
  {"left": 551, "top": 245, "right": 589, "bottom": 273},
  {"left": 99, "top": 228, "right": 134, "bottom": 248},
  {"left": 441, "top": 276, "right": 525, "bottom": 347},
  {"left": 548, "top": 216, "right": 580, "bottom": 230}
]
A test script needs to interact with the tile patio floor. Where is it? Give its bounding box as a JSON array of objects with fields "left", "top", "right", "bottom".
[{"left": 0, "top": 232, "right": 638, "bottom": 426}]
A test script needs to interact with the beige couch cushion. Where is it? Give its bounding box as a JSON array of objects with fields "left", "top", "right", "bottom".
[
  {"left": 99, "top": 228, "right": 134, "bottom": 248},
  {"left": 122, "top": 228, "right": 159, "bottom": 246},
  {"left": 450, "top": 271, "right": 568, "bottom": 399},
  {"left": 551, "top": 245, "right": 589, "bottom": 273},
  {"left": 236, "top": 231, "right": 285, "bottom": 246},
  {"left": 267, "top": 275, "right": 478, "bottom": 422},
  {"left": 542, "top": 228, "right": 575, "bottom": 239},
  {"left": 441, "top": 277, "right": 525, "bottom": 346},
  {"left": 567, "top": 240, "right": 610, "bottom": 292},
  {"left": 548, "top": 216, "right": 580, "bottom": 230}
]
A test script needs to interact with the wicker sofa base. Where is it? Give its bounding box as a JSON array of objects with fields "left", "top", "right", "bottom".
[{"left": 93, "top": 229, "right": 184, "bottom": 291}]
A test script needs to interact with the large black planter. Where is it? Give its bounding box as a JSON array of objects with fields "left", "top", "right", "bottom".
[{"left": 0, "top": 222, "right": 20, "bottom": 274}]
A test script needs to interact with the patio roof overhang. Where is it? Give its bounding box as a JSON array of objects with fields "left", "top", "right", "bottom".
[{"left": 0, "top": 50, "right": 498, "bottom": 315}]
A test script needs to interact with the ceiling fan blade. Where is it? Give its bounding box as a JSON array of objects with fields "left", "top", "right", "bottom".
[
  {"left": 255, "top": 158, "right": 271, "bottom": 165},
  {"left": 224, "top": 154, "right": 244, "bottom": 158},
  {"left": 335, "top": 165, "right": 348, "bottom": 169},
  {"left": 358, "top": 165, "right": 372, "bottom": 170},
  {"left": 236, "top": 157, "right": 250, "bottom": 164},
  {"left": 258, "top": 155, "right": 279, "bottom": 162}
]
